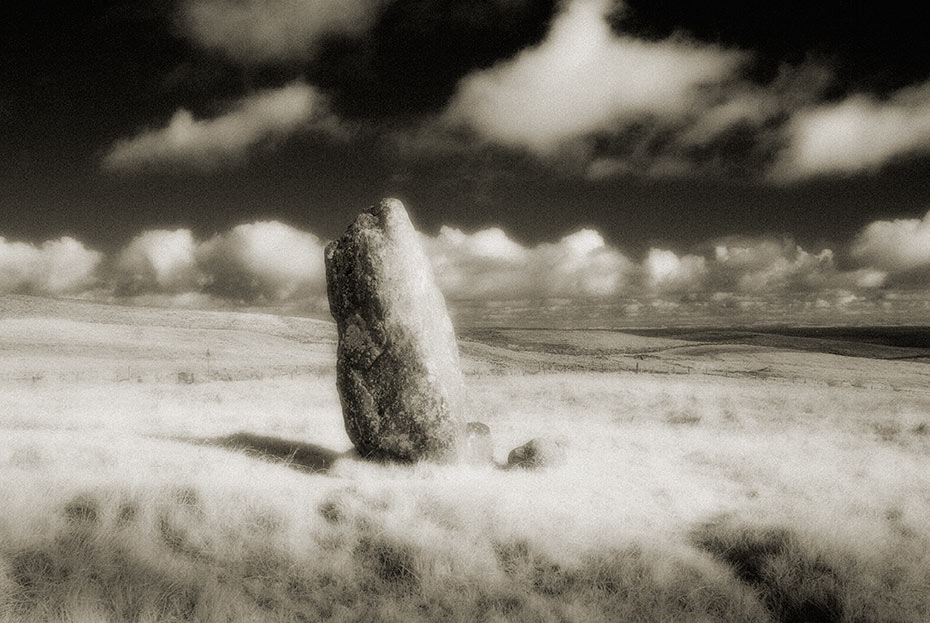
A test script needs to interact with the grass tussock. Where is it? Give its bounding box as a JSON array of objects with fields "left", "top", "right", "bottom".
[
  {"left": 691, "top": 516, "right": 930, "bottom": 623},
  {"left": 6, "top": 477, "right": 930, "bottom": 622}
]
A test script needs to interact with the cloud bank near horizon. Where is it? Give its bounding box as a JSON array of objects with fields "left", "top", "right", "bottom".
[
  {"left": 111, "top": 221, "right": 326, "bottom": 304},
  {"left": 4, "top": 210, "right": 930, "bottom": 323},
  {"left": 0, "top": 237, "right": 102, "bottom": 297},
  {"left": 851, "top": 209, "right": 930, "bottom": 279}
]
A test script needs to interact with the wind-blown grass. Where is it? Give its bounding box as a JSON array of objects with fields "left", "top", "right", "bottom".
[
  {"left": 2, "top": 300, "right": 930, "bottom": 621},
  {"left": 3, "top": 412, "right": 930, "bottom": 622}
]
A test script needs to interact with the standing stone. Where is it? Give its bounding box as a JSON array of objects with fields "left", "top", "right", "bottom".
[{"left": 325, "top": 198, "right": 465, "bottom": 461}]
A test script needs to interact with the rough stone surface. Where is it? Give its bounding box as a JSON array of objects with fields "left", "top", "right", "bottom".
[
  {"left": 466, "top": 421, "right": 491, "bottom": 436},
  {"left": 506, "top": 437, "right": 567, "bottom": 469},
  {"left": 325, "top": 198, "right": 465, "bottom": 461}
]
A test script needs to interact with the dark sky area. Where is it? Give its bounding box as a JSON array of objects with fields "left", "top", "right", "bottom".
[
  {"left": 2, "top": 0, "right": 930, "bottom": 325},
  {"left": 2, "top": 0, "right": 929, "bottom": 249}
]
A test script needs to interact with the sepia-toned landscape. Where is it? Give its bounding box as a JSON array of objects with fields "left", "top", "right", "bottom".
[
  {"left": 2, "top": 294, "right": 929, "bottom": 622},
  {"left": 6, "top": 1, "right": 930, "bottom": 620}
]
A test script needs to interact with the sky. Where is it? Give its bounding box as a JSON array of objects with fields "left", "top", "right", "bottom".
[{"left": 3, "top": 0, "right": 930, "bottom": 327}]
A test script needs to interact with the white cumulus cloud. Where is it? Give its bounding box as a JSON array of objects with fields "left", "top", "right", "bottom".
[
  {"left": 543, "top": 229, "right": 632, "bottom": 297},
  {"left": 115, "top": 229, "right": 201, "bottom": 295},
  {"left": 197, "top": 221, "right": 327, "bottom": 302},
  {"left": 710, "top": 237, "right": 839, "bottom": 293},
  {"left": 850, "top": 209, "right": 930, "bottom": 273},
  {"left": 0, "top": 237, "right": 101, "bottom": 295},
  {"left": 422, "top": 226, "right": 632, "bottom": 300},
  {"left": 776, "top": 81, "right": 930, "bottom": 179},
  {"left": 423, "top": 227, "right": 530, "bottom": 300},
  {"left": 643, "top": 248, "right": 707, "bottom": 292},
  {"left": 104, "top": 82, "right": 335, "bottom": 171},
  {"left": 179, "top": 0, "right": 379, "bottom": 63},
  {"left": 444, "top": 0, "right": 744, "bottom": 155},
  {"left": 110, "top": 221, "right": 327, "bottom": 304}
]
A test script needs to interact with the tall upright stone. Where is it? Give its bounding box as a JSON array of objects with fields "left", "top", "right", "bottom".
[{"left": 325, "top": 198, "right": 465, "bottom": 461}]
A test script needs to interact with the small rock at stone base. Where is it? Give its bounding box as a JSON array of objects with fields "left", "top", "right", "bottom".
[
  {"left": 506, "top": 437, "right": 567, "bottom": 469},
  {"left": 462, "top": 421, "right": 494, "bottom": 464}
]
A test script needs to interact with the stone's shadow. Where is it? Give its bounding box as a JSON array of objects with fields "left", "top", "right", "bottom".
[{"left": 198, "top": 432, "right": 349, "bottom": 474}]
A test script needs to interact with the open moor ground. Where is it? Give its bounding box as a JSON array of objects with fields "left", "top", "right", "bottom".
[{"left": 1, "top": 294, "right": 930, "bottom": 622}]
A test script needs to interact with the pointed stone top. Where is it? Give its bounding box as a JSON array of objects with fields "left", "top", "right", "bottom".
[
  {"left": 326, "top": 198, "right": 413, "bottom": 261},
  {"left": 369, "top": 197, "right": 405, "bottom": 215}
]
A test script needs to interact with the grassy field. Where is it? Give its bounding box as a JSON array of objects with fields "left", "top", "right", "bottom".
[{"left": 2, "top": 294, "right": 930, "bottom": 622}]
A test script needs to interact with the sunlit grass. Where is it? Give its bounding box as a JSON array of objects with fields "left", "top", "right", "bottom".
[{"left": 2, "top": 304, "right": 930, "bottom": 621}]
